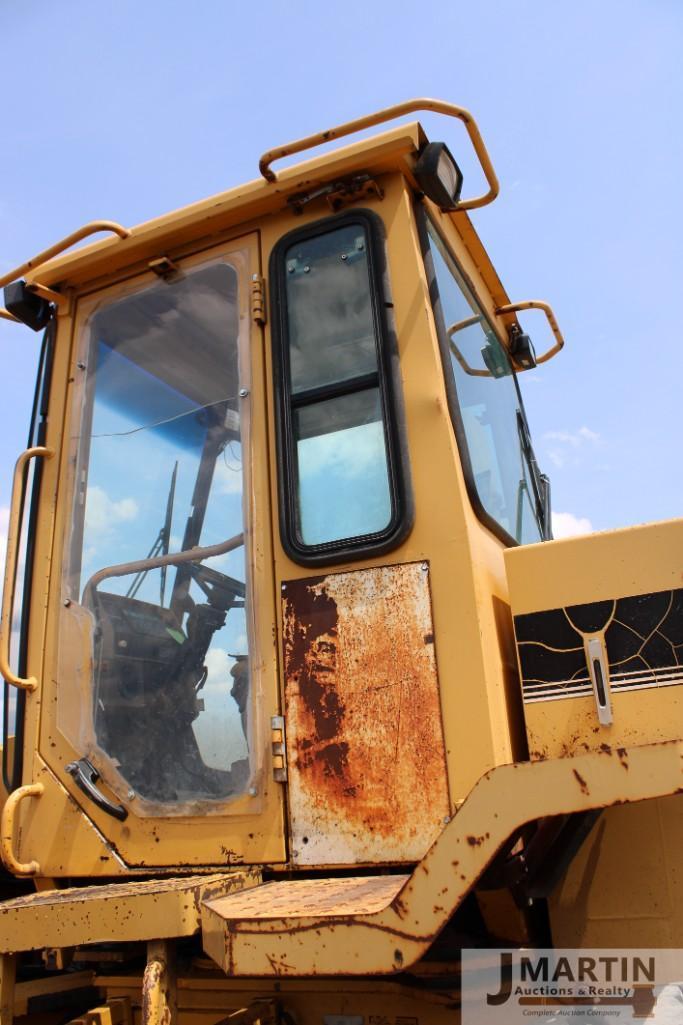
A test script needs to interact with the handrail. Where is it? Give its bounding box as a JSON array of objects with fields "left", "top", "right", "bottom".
[
  {"left": 447, "top": 315, "right": 492, "bottom": 378},
  {"left": 0, "top": 447, "right": 54, "bottom": 692},
  {"left": 83, "top": 532, "right": 244, "bottom": 596},
  {"left": 0, "top": 782, "right": 44, "bottom": 875},
  {"left": 0, "top": 309, "right": 20, "bottom": 323},
  {"left": 259, "top": 98, "right": 500, "bottom": 211},
  {"left": 496, "top": 299, "right": 565, "bottom": 365},
  {"left": 0, "top": 220, "right": 130, "bottom": 291}
]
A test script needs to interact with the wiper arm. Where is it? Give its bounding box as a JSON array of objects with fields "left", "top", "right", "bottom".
[
  {"left": 159, "top": 461, "right": 178, "bottom": 605},
  {"left": 516, "top": 410, "right": 552, "bottom": 540},
  {"left": 125, "top": 461, "right": 178, "bottom": 602}
]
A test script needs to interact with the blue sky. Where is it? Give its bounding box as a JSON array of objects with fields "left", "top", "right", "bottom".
[{"left": 1, "top": 0, "right": 682, "bottom": 548}]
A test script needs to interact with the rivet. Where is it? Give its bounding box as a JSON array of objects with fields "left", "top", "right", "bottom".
[
  {"left": 239, "top": 388, "right": 249, "bottom": 398},
  {"left": 443, "top": 815, "right": 450, "bottom": 824},
  {"left": 341, "top": 254, "right": 347, "bottom": 260},
  {"left": 76, "top": 361, "right": 86, "bottom": 371},
  {"left": 421, "top": 562, "right": 428, "bottom": 572},
  {"left": 63, "top": 598, "right": 71, "bottom": 607},
  {"left": 248, "top": 786, "right": 257, "bottom": 796},
  {"left": 127, "top": 789, "right": 135, "bottom": 800},
  {"left": 304, "top": 266, "right": 310, "bottom": 273}
]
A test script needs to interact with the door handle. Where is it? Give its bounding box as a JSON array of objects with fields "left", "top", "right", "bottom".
[{"left": 66, "top": 758, "right": 128, "bottom": 821}]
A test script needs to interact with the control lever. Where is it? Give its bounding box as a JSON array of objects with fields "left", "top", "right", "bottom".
[{"left": 65, "top": 757, "right": 128, "bottom": 821}]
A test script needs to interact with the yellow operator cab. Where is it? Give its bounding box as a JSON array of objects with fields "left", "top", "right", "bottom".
[{"left": 0, "top": 99, "right": 680, "bottom": 1025}]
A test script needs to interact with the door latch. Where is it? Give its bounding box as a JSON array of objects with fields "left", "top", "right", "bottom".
[
  {"left": 271, "top": 715, "right": 287, "bottom": 783},
  {"left": 66, "top": 757, "right": 128, "bottom": 821}
]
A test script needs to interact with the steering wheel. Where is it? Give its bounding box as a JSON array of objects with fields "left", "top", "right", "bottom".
[{"left": 187, "top": 561, "right": 246, "bottom": 612}]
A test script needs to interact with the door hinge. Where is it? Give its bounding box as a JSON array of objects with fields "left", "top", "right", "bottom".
[
  {"left": 271, "top": 715, "right": 287, "bottom": 782},
  {"left": 250, "top": 273, "right": 267, "bottom": 325}
]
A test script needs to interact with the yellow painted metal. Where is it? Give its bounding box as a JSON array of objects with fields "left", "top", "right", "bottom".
[
  {"left": 505, "top": 517, "right": 683, "bottom": 760},
  {"left": 0, "top": 309, "right": 20, "bottom": 323},
  {"left": 64, "top": 998, "right": 132, "bottom": 1025},
  {"left": 0, "top": 101, "right": 677, "bottom": 996},
  {"left": 98, "top": 974, "right": 458, "bottom": 1025},
  {"left": 201, "top": 739, "right": 683, "bottom": 975},
  {"left": 551, "top": 794, "right": 683, "bottom": 947},
  {"left": 260, "top": 174, "right": 524, "bottom": 815},
  {"left": 0, "top": 446, "right": 53, "bottom": 692},
  {"left": 142, "top": 941, "right": 176, "bottom": 1025},
  {"left": 0, "top": 871, "right": 260, "bottom": 953},
  {"left": 258, "top": 97, "right": 500, "bottom": 211},
  {"left": 25, "top": 281, "right": 68, "bottom": 307},
  {"left": 0, "top": 220, "right": 129, "bottom": 290},
  {"left": 18, "top": 232, "right": 287, "bottom": 874},
  {"left": 496, "top": 298, "right": 565, "bottom": 363},
  {"left": 0, "top": 782, "right": 44, "bottom": 876},
  {"left": 0, "top": 953, "right": 15, "bottom": 1025}
]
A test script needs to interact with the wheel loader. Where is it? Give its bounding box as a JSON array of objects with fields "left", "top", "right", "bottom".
[{"left": 0, "top": 99, "right": 681, "bottom": 1024}]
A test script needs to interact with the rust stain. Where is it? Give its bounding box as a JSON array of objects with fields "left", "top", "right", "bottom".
[
  {"left": 573, "top": 768, "right": 590, "bottom": 795},
  {"left": 282, "top": 563, "right": 451, "bottom": 865},
  {"left": 616, "top": 746, "right": 629, "bottom": 769}
]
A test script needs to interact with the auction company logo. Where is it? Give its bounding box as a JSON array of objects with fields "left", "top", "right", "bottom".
[{"left": 460, "top": 949, "right": 683, "bottom": 1023}]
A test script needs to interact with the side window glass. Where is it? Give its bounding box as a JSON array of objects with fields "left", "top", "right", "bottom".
[
  {"left": 425, "top": 219, "right": 543, "bottom": 544},
  {"left": 273, "top": 216, "right": 407, "bottom": 559}
]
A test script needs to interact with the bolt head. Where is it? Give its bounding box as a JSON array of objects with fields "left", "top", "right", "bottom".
[{"left": 239, "top": 388, "right": 249, "bottom": 398}]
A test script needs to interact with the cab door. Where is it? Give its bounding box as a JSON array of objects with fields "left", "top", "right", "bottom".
[{"left": 32, "top": 233, "right": 285, "bottom": 871}]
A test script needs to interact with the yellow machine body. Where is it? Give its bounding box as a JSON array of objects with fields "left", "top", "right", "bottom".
[{"left": 0, "top": 100, "right": 680, "bottom": 1023}]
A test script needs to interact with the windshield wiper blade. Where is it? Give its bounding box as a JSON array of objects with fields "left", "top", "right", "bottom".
[{"left": 125, "top": 461, "right": 178, "bottom": 603}]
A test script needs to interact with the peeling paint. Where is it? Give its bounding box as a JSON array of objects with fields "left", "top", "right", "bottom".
[{"left": 282, "top": 563, "right": 450, "bottom": 865}]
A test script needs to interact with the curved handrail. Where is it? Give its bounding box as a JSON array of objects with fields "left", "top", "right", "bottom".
[
  {"left": 0, "top": 447, "right": 54, "bottom": 692},
  {"left": 259, "top": 98, "right": 500, "bottom": 211},
  {"left": 0, "top": 220, "right": 130, "bottom": 291},
  {"left": 447, "top": 315, "right": 493, "bottom": 377},
  {"left": 496, "top": 299, "right": 565, "bottom": 365},
  {"left": 0, "top": 782, "right": 44, "bottom": 875},
  {"left": 83, "top": 531, "right": 244, "bottom": 597}
]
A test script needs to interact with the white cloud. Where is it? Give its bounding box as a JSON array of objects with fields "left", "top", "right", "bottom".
[
  {"left": 84, "top": 486, "right": 138, "bottom": 534},
  {"left": 213, "top": 456, "right": 243, "bottom": 496},
  {"left": 545, "top": 426, "right": 600, "bottom": 447},
  {"left": 552, "top": 511, "right": 594, "bottom": 538},
  {"left": 543, "top": 426, "right": 601, "bottom": 468}
]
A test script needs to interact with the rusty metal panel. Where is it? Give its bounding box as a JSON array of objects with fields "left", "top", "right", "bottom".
[{"left": 282, "top": 562, "right": 450, "bottom": 865}]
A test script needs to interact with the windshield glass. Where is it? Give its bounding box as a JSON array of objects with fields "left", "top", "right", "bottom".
[
  {"left": 425, "top": 218, "right": 543, "bottom": 544},
  {"left": 60, "top": 259, "right": 253, "bottom": 811}
]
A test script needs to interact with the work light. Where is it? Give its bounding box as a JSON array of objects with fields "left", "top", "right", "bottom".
[
  {"left": 414, "top": 142, "right": 464, "bottom": 210},
  {"left": 4, "top": 280, "right": 52, "bottom": 331}
]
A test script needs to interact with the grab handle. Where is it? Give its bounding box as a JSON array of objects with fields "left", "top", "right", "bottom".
[
  {"left": 0, "top": 220, "right": 130, "bottom": 291},
  {"left": 0, "top": 782, "right": 44, "bottom": 875},
  {"left": 0, "top": 447, "right": 54, "bottom": 692},
  {"left": 259, "top": 98, "right": 499, "bottom": 211}
]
